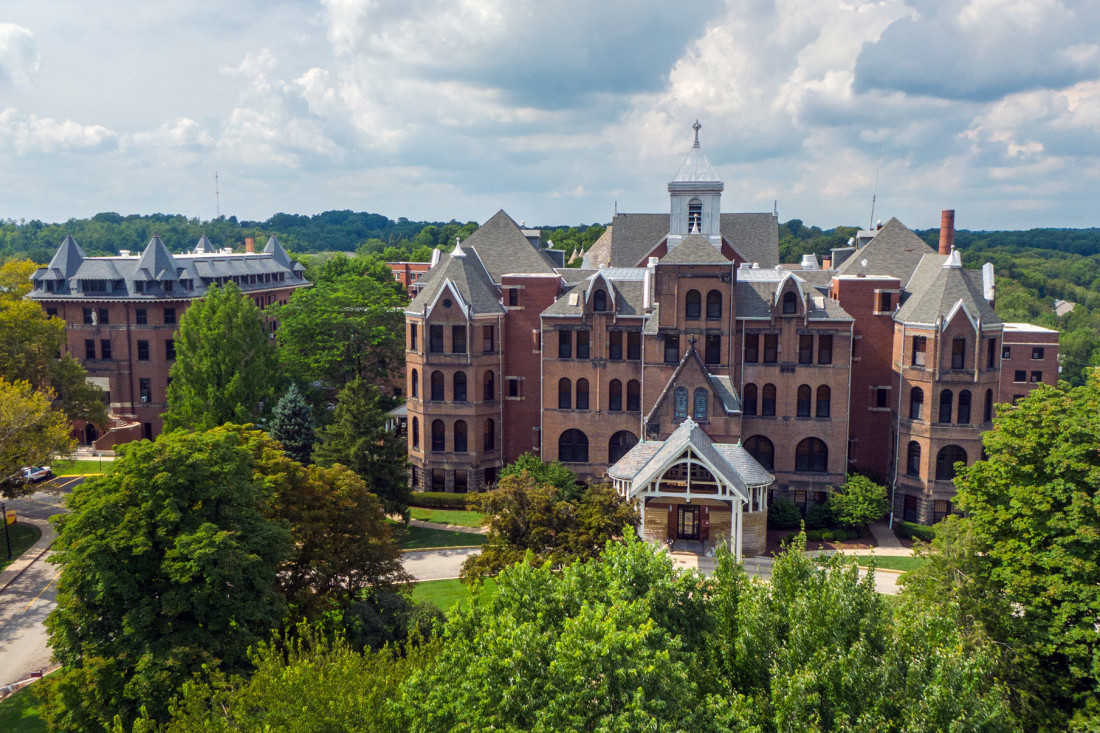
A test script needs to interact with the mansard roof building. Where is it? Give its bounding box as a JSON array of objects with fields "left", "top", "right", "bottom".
[
  {"left": 28, "top": 235, "right": 310, "bottom": 446},
  {"left": 399, "top": 124, "right": 1057, "bottom": 556}
]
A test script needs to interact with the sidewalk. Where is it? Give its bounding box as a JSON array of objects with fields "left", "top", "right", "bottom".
[{"left": 0, "top": 514, "right": 56, "bottom": 595}]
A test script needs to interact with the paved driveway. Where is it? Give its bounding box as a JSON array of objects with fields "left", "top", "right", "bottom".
[{"left": 403, "top": 547, "right": 482, "bottom": 581}]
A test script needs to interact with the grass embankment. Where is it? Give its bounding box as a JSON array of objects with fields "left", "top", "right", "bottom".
[
  {"left": 51, "top": 459, "right": 115, "bottom": 476},
  {"left": 389, "top": 521, "right": 487, "bottom": 551},
  {"left": 408, "top": 507, "right": 484, "bottom": 527},
  {"left": 412, "top": 578, "right": 498, "bottom": 613},
  {"left": 0, "top": 685, "right": 47, "bottom": 732},
  {"left": 851, "top": 555, "right": 928, "bottom": 573},
  {"left": 0, "top": 523, "right": 42, "bottom": 572}
]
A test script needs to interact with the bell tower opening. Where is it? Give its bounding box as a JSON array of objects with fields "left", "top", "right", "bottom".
[{"left": 668, "top": 120, "right": 724, "bottom": 252}]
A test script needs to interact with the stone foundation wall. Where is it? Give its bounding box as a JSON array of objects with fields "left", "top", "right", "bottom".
[{"left": 743, "top": 509, "right": 767, "bottom": 557}]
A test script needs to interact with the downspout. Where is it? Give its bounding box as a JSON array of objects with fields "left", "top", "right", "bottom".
[
  {"left": 891, "top": 322, "right": 906, "bottom": 529},
  {"left": 845, "top": 319, "right": 854, "bottom": 476},
  {"left": 498, "top": 312, "right": 503, "bottom": 474},
  {"left": 539, "top": 312, "right": 544, "bottom": 458}
]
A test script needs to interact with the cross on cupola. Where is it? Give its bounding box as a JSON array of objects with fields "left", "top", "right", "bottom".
[{"left": 692, "top": 119, "right": 701, "bottom": 147}]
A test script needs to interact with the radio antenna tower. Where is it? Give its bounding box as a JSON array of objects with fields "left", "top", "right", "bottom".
[
  {"left": 868, "top": 148, "right": 881, "bottom": 230},
  {"left": 215, "top": 171, "right": 221, "bottom": 219}
]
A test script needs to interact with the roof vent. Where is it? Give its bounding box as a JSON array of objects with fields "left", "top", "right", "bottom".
[
  {"left": 800, "top": 254, "right": 819, "bottom": 270},
  {"left": 119, "top": 250, "right": 130, "bottom": 257}
]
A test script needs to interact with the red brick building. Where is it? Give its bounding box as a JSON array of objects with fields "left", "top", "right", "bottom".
[
  {"left": 28, "top": 234, "right": 309, "bottom": 447},
  {"left": 387, "top": 261, "right": 431, "bottom": 289},
  {"left": 404, "top": 125, "right": 1059, "bottom": 550}
]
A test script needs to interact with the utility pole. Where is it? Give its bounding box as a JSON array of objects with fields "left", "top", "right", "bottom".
[{"left": 2, "top": 502, "right": 11, "bottom": 561}]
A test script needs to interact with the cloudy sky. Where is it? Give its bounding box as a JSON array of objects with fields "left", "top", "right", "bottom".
[{"left": 2, "top": 0, "right": 1099, "bottom": 231}]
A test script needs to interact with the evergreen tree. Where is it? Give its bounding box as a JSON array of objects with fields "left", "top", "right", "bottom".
[
  {"left": 164, "top": 283, "right": 280, "bottom": 431},
  {"left": 313, "top": 377, "right": 410, "bottom": 518},
  {"left": 268, "top": 383, "right": 315, "bottom": 464}
]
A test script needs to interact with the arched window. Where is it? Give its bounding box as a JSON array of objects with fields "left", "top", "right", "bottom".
[
  {"left": 484, "top": 418, "right": 495, "bottom": 450},
  {"left": 688, "top": 198, "right": 702, "bottom": 232},
  {"left": 685, "top": 290, "right": 701, "bottom": 319},
  {"left": 411, "top": 368, "right": 418, "bottom": 398},
  {"left": 745, "top": 435, "right": 774, "bottom": 471},
  {"left": 411, "top": 417, "right": 419, "bottom": 449},
  {"left": 761, "top": 384, "right": 776, "bottom": 416},
  {"left": 935, "top": 445, "right": 968, "bottom": 481},
  {"left": 673, "top": 386, "right": 687, "bottom": 419},
  {"left": 983, "top": 389, "right": 993, "bottom": 423},
  {"left": 706, "top": 290, "right": 722, "bottom": 319},
  {"left": 431, "top": 371, "right": 444, "bottom": 401},
  {"left": 431, "top": 420, "right": 445, "bottom": 452},
  {"left": 558, "top": 378, "right": 572, "bottom": 409},
  {"left": 627, "top": 380, "right": 640, "bottom": 411},
  {"left": 938, "top": 389, "right": 953, "bottom": 423},
  {"left": 610, "top": 379, "right": 623, "bottom": 411},
  {"left": 909, "top": 387, "right": 924, "bottom": 420},
  {"left": 693, "top": 388, "right": 708, "bottom": 420},
  {"left": 957, "top": 390, "right": 972, "bottom": 424},
  {"left": 576, "top": 378, "right": 590, "bottom": 410},
  {"left": 454, "top": 420, "right": 467, "bottom": 452},
  {"left": 782, "top": 291, "right": 797, "bottom": 314},
  {"left": 906, "top": 441, "right": 921, "bottom": 477},
  {"left": 593, "top": 289, "right": 607, "bottom": 312},
  {"left": 743, "top": 383, "right": 757, "bottom": 416},
  {"left": 797, "top": 385, "right": 812, "bottom": 417},
  {"left": 795, "top": 437, "right": 828, "bottom": 472},
  {"left": 454, "top": 372, "right": 467, "bottom": 402},
  {"left": 483, "top": 370, "right": 494, "bottom": 401},
  {"left": 608, "top": 431, "right": 638, "bottom": 464},
  {"left": 559, "top": 429, "right": 589, "bottom": 463},
  {"left": 816, "top": 385, "right": 831, "bottom": 418}
]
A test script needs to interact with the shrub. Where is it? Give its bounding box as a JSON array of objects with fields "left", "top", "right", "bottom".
[
  {"left": 768, "top": 497, "right": 802, "bottom": 530},
  {"left": 820, "top": 530, "right": 835, "bottom": 542},
  {"left": 409, "top": 492, "right": 470, "bottom": 510},
  {"left": 805, "top": 501, "right": 834, "bottom": 530},
  {"left": 832, "top": 529, "right": 849, "bottom": 542},
  {"left": 831, "top": 474, "right": 889, "bottom": 529},
  {"left": 806, "top": 529, "right": 823, "bottom": 542},
  {"left": 895, "top": 520, "right": 936, "bottom": 543}
]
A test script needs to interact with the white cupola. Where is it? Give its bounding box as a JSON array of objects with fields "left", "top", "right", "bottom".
[{"left": 667, "top": 120, "right": 723, "bottom": 253}]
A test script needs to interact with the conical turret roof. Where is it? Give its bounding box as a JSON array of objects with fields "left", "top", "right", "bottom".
[
  {"left": 136, "top": 235, "right": 178, "bottom": 281},
  {"left": 48, "top": 235, "right": 86, "bottom": 277}
]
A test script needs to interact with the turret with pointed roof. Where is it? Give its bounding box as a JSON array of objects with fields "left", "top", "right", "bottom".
[
  {"left": 48, "top": 235, "right": 86, "bottom": 278},
  {"left": 136, "top": 235, "right": 179, "bottom": 282}
]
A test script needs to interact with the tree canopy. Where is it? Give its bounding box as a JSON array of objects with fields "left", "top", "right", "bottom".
[
  {"left": 164, "top": 282, "right": 280, "bottom": 431},
  {"left": 268, "top": 383, "right": 315, "bottom": 464},
  {"left": 0, "top": 378, "right": 74, "bottom": 498}
]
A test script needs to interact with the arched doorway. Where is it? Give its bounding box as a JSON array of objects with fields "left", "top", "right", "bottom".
[{"left": 84, "top": 423, "right": 99, "bottom": 446}]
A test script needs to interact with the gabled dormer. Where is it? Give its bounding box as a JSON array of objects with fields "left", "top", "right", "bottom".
[
  {"left": 667, "top": 121, "right": 723, "bottom": 254},
  {"left": 584, "top": 271, "right": 615, "bottom": 314},
  {"left": 773, "top": 272, "right": 807, "bottom": 322}
]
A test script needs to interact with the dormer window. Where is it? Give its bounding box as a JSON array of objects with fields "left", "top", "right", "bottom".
[
  {"left": 688, "top": 199, "right": 702, "bottom": 232},
  {"left": 135, "top": 281, "right": 144, "bottom": 293},
  {"left": 592, "top": 289, "right": 607, "bottom": 312},
  {"left": 782, "top": 291, "right": 797, "bottom": 314}
]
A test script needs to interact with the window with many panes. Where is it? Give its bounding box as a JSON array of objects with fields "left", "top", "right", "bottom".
[
  {"left": 576, "top": 330, "right": 590, "bottom": 359},
  {"left": 627, "top": 331, "right": 641, "bottom": 360},
  {"left": 664, "top": 334, "right": 680, "bottom": 363},
  {"left": 100, "top": 339, "right": 112, "bottom": 360},
  {"left": 136, "top": 308, "right": 147, "bottom": 325},
  {"left": 137, "top": 340, "right": 150, "bottom": 361},
  {"left": 763, "top": 334, "right": 778, "bottom": 363},
  {"left": 705, "top": 335, "right": 720, "bottom": 364},
  {"left": 911, "top": 336, "right": 927, "bottom": 367},
  {"left": 798, "top": 335, "right": 813, "bottom": 364},
  {"left": 429, "top": 325, "right": 444, "bottom": 353},
  {"left": 951, "top": 337, "right": 966, "bottom": 369},
  {"left": 452, "top": 325, "right": 467, "bottom": 354},
  {"left": 85, "top": 339, "right": 96, "bottom": 359},
  {"left": 744, "top": 333, "right": 759, "bottom": 363},
  {"left": 609, "top": 331, "right": 623, "bottom": 360},
  {"left": 559, "top": 330, "right": 572, "bottom": 359},
  {"left": 163, "top": 308, "right": 176, "bottom": 325},
  {"left": 818, "top": 335, "right": 833, "bottom": 364}
]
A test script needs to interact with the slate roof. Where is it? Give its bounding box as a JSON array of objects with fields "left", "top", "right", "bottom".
[
  {"left": 833, "top": 217, "right": 935, "bottom": 282},
  {"left": 405, "top": 243, "right": 504, "bottom": 317},
  {"left": 672, "top": 141, "right": 720, "bottom": 182},
  {"left": 29, "top": 235, "right": 309, "bottom": 300},
  {"left": 264, "top": 236, "right": 305, "bottom": 272},
  {"left": 644, "top": 345, "right": 742, "bottom": 425},
  {"left": 606, "top": 212, "right": 778, "bottom": 269},
  {"left": 660, "top": 233, "right": 729, "bottom": 264},
  {"left": 894, "top": 253, "right": 1001, "bottom": 328},
  {"left": 540, "top": 275, "right": 646, "bottom": 318},
  {"left": 461, "top": 210, "right": 557, "bottom": 283},
  {"left": 580, "top": 226, "right": 613, "bottom": 269},
  {"left": 734, "top": 278, "right": 853, "bottom": 321}
]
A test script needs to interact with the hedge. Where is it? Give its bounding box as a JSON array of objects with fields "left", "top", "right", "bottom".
[
  {"left": 409, "top": 492, "right": 471, "bottom": 510},
  {"left": 895, "top": 520, "right": 936, "bottom": 543}
]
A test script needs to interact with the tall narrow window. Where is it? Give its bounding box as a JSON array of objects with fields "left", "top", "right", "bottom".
[
  {"left": 452, "top": 325, "right": 467, "bottom": 354},
  {"left": 744, "top": 333, "right": 759, "bottom": 363},
  {"left": 576, "top": 330, "right": 590, "bottom": 359},
  {"left": 483, "top": 371, "right": 494, "bottom": 401},
  {"left": 673, "top": 387, "right": 688, "bottom": 419},
  {"left": 983, "top": 389, "right": 993, "bottom": 423},
  {"left": 782, "top": 291, "right": 797, "bottom": 314},
  {"left": 558, "top": 378, "right": 572, "bottom": 409},
  {"left": 906, "top": 441, "right": 921, "bottom": 477},
  {"left": 910, "top": 387, "right": 924, "bottom": 420},
  {"left": 763, "top": 334, "right": 778, "bottom": 364},
  {"left": 410, "top": 323, "right": 418, "bottom": 350},
  {"left": 101, "top": 339, "right": 112, "bottom": 360},
  {"left": 431, "top": 371, "right": 444, "bottom": 401},
  {"left": 799, "top": 335, "right": 813, "bottom": 364},
  {"left": 627, "top": 331, "right": 641, "bottom": 360},
  {"left": 165, "top": 339, "right": 175, "bottom": 361},
  {"left": 685, "top": 290, "right": 701, "bottom": 320},
  {"left": 559, "top": 330, "right": 572, "bottom": 359},
  {"left": 957, "top": 390, "right": 972, "bottom": 424},
  {"left": 163, "top": 308, "right": 176, "bottom": 325},
  {"left": 431, "top": 420, "right": 445, "bottom": 452},
  {"left": 609, "top": 379, "right": 623, "bottom": 412},
  {"left": 743, "top": 384, "right": 757, "bottom": 415},
  {"left": 912, "top": 336, "right": 927, "bottom": 367},
  {"left": 761, "top": 384, "right": 776, "bottom": 416},
  {"left": 453, "top": 372, "right": 467, "bottom": 402},
  {"left": 688, "top": 199, "right": 702, "bottom": 232},
  {"left": 137, "top": 340, "right": 150, "bottom": 361},
  {"left": 483, "top": 325, "right": 494, "bottom": 353},
  {"left": 453, "top": 421, "right": 467, "bottom": 452},
  {"left": 664, "top": 334, "right": 680, "bottom": 363},
  {"left": 986, "top": 338, "right": 996, "bottom": 368},
  {"left": 706, "top": 290, "right": 722, "bottom": 319},
  {"left": 575, "top": 378, "right": 589, "bottom": 410},
  {"left": 411, "top": 369, "right": 419, "bottom": 398},
  {"left": 797, "top": 385, "right": 812, "bottom": 417},
  {"left": 951, "top": 337, "right": 966, "bottom": 369},
  {"left": 609, "top": 331, "right": 623, "bottom": 360},
  {"left": 693, "top": 388, "right": 708, "bottom": 420},
  {"left": 430, "top": 325, "right": 444, "bottom": 353},
  {"left": 627, "top": 380, "right": 640, "bottom": 411},
  {"left": 938, "top": 389, "right": 953, "bottom": 423},
  {"left": 484, "top": 418, "right": 495, "bottom": 450},
  {"left": 705, "top": 334, "right": 721, "bottom": 364},
  {"left": 818, "top": 335, "right": 833, "bottom": 365},
  {"left": 816, "top": 385, "right": 831, "bottom": 418},
  {"left": 85, "top": 339, "right": 96, "bottom": 359},
  {"left": 139, "top": 378, "right": 151, "bottom": 403},
  {"left": 412, "top": 417, "right": 419, "bottom": 449},
  {"left": 593, "top": 290, "right": 607, "bottom": 312}
]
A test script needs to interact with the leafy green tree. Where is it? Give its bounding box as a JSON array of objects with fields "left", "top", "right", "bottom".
[
  {"left": 462, "top": 472, "right": 638, "bottom": 582},
  {"left": 830, "top": 474, "right": 888, "bottom": 529},
  {"left": 767, "top": 496, "right": 801, "bottom": 529},
  {"left": 41, "top": 426, "right": 292, "bottom": 731},
  {"left": 268, "top": 383, "right": 315, "bottom": 464},
  {"left": 164, "top": 283, "right": 280, "bottom": 431},
  {"left": 312, "top": 377, "right": 410, "bottom": 518},
  {"left": 499, "top": 451, "right": 580, "bottom": 499},
  {"left": 0, "top": 378, "right": 74, "bottom": 498}
]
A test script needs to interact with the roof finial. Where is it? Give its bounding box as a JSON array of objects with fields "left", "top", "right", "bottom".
[{"left": 692, "top": 119, "right": 702, "bottom": 148}]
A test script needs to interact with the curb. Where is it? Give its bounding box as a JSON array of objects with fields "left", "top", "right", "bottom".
[
  {"left": 402, "top": 545, "right": 483, "bottom": 553},
  {"left": 0, "top": 517, "right": 56, "bottom": 595}
]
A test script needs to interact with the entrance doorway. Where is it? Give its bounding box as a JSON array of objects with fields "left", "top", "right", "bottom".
[
  {"left": 677, "top": 505, "right": 700, "bottom": 540},
  {"left": 84, "top": 423, "right": 99, "bottom": 446}
]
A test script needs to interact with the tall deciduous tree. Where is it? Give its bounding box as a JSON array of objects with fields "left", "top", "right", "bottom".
[
  {"left": 829, "top": 474, "right": 888, "bottom": 529},
  {"left": 313, "top": 377, "right": 410, "bottom": 518},
  {"left": 0, "top": 378, "right": 74, "bottom": 497},
  {"left": 164, "top": 283, "right": 280, "bottom": 431},
  {"left": 268, "top": 383, "right": 315, "bottom": 464}
]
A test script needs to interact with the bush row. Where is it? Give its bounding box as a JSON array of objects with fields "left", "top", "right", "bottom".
[
  {"left": 806, "top": 529, "right": 856, "bottom": 543},
  {"left": 895, "top": 520, "right": 936, "bottom": 543},
  {"left": 408, "top": 491, "right": 471, "bottom": 510}
]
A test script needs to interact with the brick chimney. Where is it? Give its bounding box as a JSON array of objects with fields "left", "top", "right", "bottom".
[
  {"left": 938, "top": 210, "right": 954, "bottom": 255},
  {"left": 245, "top": 237, "right": 255, "bottom": 253}
]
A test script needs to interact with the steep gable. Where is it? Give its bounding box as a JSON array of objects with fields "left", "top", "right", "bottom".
[{"left": 461, "top": 210, "right": 557, "bottom": 282}]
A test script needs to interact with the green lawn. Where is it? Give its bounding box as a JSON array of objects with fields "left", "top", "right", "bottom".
[
  {"left": 412, "top": 577, "right": 498, "bottom": 613},
  {"left": 851, "top": 555, "right": 928, "bottom": 573},
  {"left": 0, "top": 523, "right": 42, "bottom": 571},
  {"left": 389, "top": 521, "right": 487, "bottom": 550},
  {"left": 51, "top": 459, "right": 115, "bottom": 476},
  {"left": 0, "top": 685, "right": 47, "bottom": 732},
  {"left": 409, "top": 507, "right": 485, "bottom": 528}
]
